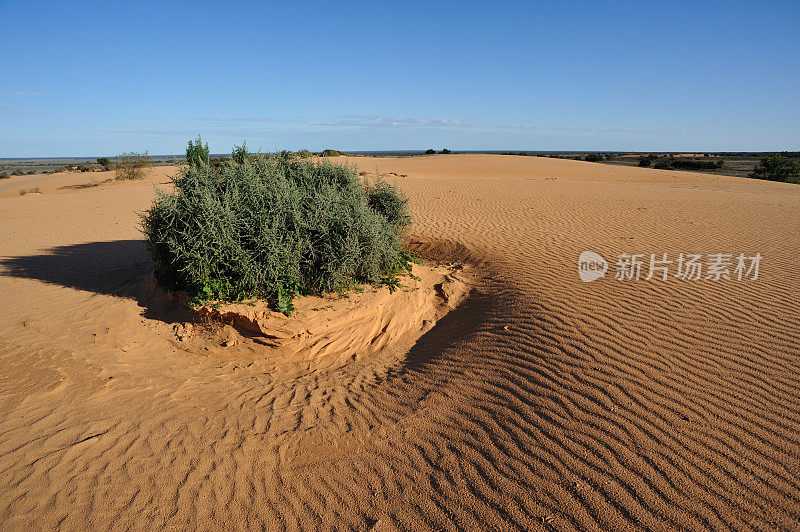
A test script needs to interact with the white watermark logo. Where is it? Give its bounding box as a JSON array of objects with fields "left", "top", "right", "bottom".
[
  {"left": 578, "top": 251, "right": 609, "bottom": 282},
  {"left": 578, "top": 251, "right": 761, "bottom": 282}
]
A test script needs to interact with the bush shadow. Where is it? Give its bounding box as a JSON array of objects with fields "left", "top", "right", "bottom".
[{"left": 0, "top": 240, "right": 192, "bottom": 324}]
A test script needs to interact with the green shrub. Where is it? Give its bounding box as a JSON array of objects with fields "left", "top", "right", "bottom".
[
  {"left": 424, "top": 149, "right": 436, "bottom": 154},
  {"left": 638, "top": 156, "right": 653, "bottom": 167},
  {"left": 440, "top": 148, "right": 451, "bottom": 154},
  {"left": 115, "top": 152, "right": 152, "bottom": 180},
  {"left": 749, "top": 154, "right": 800, "bottom": 183},
  {"left": 320, "top": 148, "right": 347, "bottom": 157},
  {"left": 97, "top": 157, "right": 112, "bottom": 170},
  {"left": 365, "top": 179, "right": 412, "bottom": 230},
  {"left": 584, "top": 153, "right": 603, "bottom": 162},
  {"left": 141, "top": 146, "right": 413, "bottom": 313},
  {"left": 186, "top": 135, "right": 210, "bottom": 168},
  {"left": 232, "top": 142, "right": 250, "bottom": 165}
]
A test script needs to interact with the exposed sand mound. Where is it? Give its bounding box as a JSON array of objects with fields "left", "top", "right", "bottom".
[
  {"left": 179, "top": 263, "right": 472, "bottom": 368},
  {"left": 1, "top": 154, "right": 799, "bottom": 529}
]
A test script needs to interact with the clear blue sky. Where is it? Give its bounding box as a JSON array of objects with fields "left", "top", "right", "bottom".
[{"left": 1, "top": 0, "right": 798, "bottom": 157}]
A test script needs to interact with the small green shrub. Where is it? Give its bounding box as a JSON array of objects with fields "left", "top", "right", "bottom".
[
  {"left": 638, "top": 156, "right": 653, "bottom": 167},
  {"left": 320, "top": 149, "right": 347, "bottom": 157},
  {"left": 186, "top": 135, "right": 210, "bottom": 168},
  {"left": 141, "top": 144, "right": 413, "bottom": 313},
  {"left": 115, "top": 152, "right": 152, "bottom": 180},
  {"left": 749, "top": 154, "right": 800, "bottom": 183},
  {"left": 424, "top": 149, "right": 436, "bottom": 155},
  {"left": 584, "top": 153, "right": 603, "bottom": 162},
  {"left": 440, "top": 148, "right": 451, "bottom": 154},
  {"left": 232, "top": 142, "right": 250, "bottom": 165},
  {"left": 97, "top": 157, "right": 112, "bottom": 170}
]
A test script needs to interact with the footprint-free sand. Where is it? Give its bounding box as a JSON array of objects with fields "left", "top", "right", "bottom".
[{"left": 1, "top": 154, "right": 799, "bottom": 529}]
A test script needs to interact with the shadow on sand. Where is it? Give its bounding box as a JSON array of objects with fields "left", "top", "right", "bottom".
[{"left": 0, "top": 239, "right": 192, "bottom": 323}]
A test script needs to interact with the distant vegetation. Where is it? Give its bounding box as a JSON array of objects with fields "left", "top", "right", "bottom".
[
  {"left": 320, "top": 149, "right": 347, "bottom": 157},
  {"left": 424, "top": 148, "right": 451, "bottom": 154},
  {"left": 115, "top": 152, "right": 153, "bottom": 181},
  {"left": 141, "top": 141, "right": 414, "bottom": 314},
  {"left": 637, "top": 154, "right": 725, "bottom": 170},
  {"left": 749, "top": 154, "right": 800, "bottom": 183},
  {"left": 97, "top": 157, "right": 112, "bottom": 170}
]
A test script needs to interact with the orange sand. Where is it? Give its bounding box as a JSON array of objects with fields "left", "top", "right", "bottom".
[{"left": 1, "top": 154, "right": 799, "bottom": 529}]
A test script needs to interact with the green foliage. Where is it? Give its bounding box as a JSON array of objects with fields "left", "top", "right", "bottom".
[
  {"left": 365, "top": 179, "right": 412, "bottom": 230},
  {"left": 115, "top": 152, "right": 153, "bottom": 180},
  {"left": 749, "top": 154, "right": 800, "bottom": 183},
  {"left": 97, "top": 157, "right": 112, "bottom": 170},
  {"left": 141, "top": 150, "right": 413, "bottom": 314},
  {"left": 440, "top": 148, "right": 451, "bottom": 154},
  {"left": 425, "top": 149, "right": 436, "bottom": 154},
  {"left": 638, "top": 156, "right": 653, "bottom": 167},
  {"left": 650, "top": 157, "right": 724, "bottom": 171},
  {"left": 584, "top": 153, "right": 603, "bottom": 162},
  {"left": 186, "top": 135, "right": 210, "bottom": 168},
  {"left": 232, "top": 142, "right": 250, "bottom": 165},
  {"left": 320, "top": 149, "right": 347, "bottom": 157}
]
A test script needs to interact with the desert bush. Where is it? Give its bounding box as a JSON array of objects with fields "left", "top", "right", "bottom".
[
  {"left": 186, "top": 136, "right": 210, "bottom": 168},
  {"left": 97, "top": 157, "right": 112, "bottom": 170},
  {"left": 0, "top": 172, "right": 8, "bottom": 179},
  {"left": 749, "top": 154, "right": 800, "bottom": 183},
  {"left": 141, "top": 145, "right": 413, "bottom": 313},
  {"left": 115, "top": 152, "right": 153, "bottom": 180},
  {"left": 440, "top": 148, "right": 451, "bottom": 154},
  {"left": 638, "top": 156, "right": 653, "bottom": 167},
  {"left": 365, "top": 179, "right": 412, "bottom": 230},
  {"left": 424, "top": 149, "right": 436, "bottom": 155},
  {"left": 584, "top": 153, "right": 603, "bottom": 162},
  {"left": 320, "top": 149, "right": 347, "bottom": 157},
  {"left": 232, "top": 142, "right": 250, "bottom": 165}
]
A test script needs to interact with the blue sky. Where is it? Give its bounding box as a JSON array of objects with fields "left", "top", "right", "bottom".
[{"left": 1, "top": 0, "right": 798, "bottom": 157}]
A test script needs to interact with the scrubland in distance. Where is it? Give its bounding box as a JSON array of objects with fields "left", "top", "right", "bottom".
[
  {"left": 115, "top": 152, "right": 153, "bottom": 181},
  {"left": 141, "top": 145, "right": 412, "bottom": 313}
]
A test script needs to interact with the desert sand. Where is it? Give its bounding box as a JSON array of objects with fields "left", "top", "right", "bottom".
[{"left": 1, "top": 154, "right": 799, "bottom": 529}]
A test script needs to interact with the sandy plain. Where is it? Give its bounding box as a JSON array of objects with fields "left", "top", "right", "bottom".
[{"left": 1, "top": 154, "right": 799, "bottom": 529}]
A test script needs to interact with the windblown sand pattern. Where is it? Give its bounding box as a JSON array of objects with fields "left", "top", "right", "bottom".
[{"left": 1, "top": 155, "right": 799, "bottom": 529}]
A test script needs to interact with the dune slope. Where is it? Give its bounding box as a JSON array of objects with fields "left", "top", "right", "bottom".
[{"left": 1, "top": 155, "right": 799, "bottom": 530}]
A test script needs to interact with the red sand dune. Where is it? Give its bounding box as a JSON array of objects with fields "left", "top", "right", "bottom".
[{"left": 1, "top": 154, "right": 799, "bottom": 529}]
